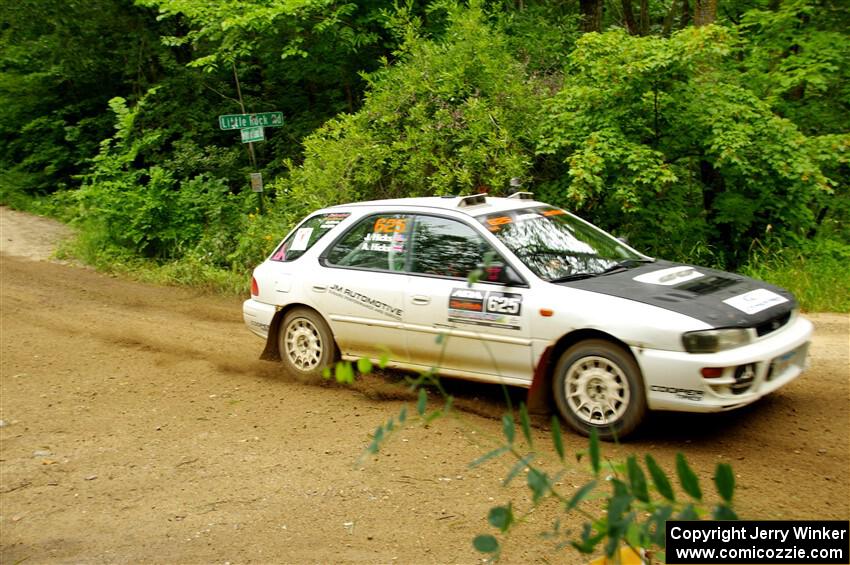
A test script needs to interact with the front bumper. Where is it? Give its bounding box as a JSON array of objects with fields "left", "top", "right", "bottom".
[
  {"left": 243, "top": 298, "right": 276, "bottom": 339},
  {"left": 635, "top": 315, "right": 813, "bottom": 412}
]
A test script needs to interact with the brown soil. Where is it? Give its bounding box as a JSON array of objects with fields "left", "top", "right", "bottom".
[{"left": 1, "top": 207, "right": 848, "bottom": 563}]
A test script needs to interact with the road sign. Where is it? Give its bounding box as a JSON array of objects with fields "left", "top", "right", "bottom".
[
  {"left": 219, "top": 112, "right": 284, "bottom": 130},
  {"left": 250, "top": 172, "right": 263, "bottom": 193},
  {"left": 254, "top": 111, "right": 284, "bottom": 127},
  {"left": 241, "top": 126, "right": 265, "bottom": 143}
]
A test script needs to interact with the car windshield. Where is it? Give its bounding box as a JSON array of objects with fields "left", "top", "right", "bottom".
[{"left": 479, "top": 206, "right": 647, "bottom": 282}]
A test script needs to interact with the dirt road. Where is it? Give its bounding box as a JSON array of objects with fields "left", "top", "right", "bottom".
[{"left": 1, "top": 207, "right": 848, "bottom": 563}]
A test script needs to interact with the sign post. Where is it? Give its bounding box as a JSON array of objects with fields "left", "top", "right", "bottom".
[
  {"left": 218, "top": 111, "right": 283, "bottom": 215},
  {"left": 250, "top": 172, "right": 264, "bottom": 214}
]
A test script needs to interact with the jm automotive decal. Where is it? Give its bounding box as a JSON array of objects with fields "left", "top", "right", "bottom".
[
  {"left": 329, "top": 284, "right": 403, "bottom": 320},
  {"left": 448, "top": 288, "right": 523, "bottom": 330}
]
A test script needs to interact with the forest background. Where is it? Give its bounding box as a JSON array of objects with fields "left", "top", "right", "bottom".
[{"left": 1, "top": 0, "right": 847, "bottom": 311}]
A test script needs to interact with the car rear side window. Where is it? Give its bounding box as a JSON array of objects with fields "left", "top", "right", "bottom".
[
  {"left": 324, "top": 214, "right": 411, "bottom": 272},
  {"left": 409, "top": 215, "right": 493, "bottom": 279},
  {"left": 270, "top": 212, "right": 350, "bottom": 262}
]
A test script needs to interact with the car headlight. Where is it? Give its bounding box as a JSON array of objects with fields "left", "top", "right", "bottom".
[{"left": 682, "top": 328, "right": 752, "bottom": 353}]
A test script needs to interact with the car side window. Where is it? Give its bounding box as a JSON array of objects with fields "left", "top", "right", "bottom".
[
  {"left": 409, "top": 215, "right": 496, "bottom": 279},
  {"left": 324, "top": 214, "right": 411, "bottom": 272},
  {"left": 271, "top": 212, "right": 350, "bottom": 262}
]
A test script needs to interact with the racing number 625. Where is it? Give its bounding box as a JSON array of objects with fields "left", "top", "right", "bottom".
[{"left": 487, "top": 295, "right": 521, "bottom": 315}]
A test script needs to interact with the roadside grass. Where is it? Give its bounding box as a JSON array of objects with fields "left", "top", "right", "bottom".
[
  {"left": 56, "top": 233, "right": 249, "bottom": 296},
  {"left": 741, "top": 238, "right": 850, "bottom": 313}
]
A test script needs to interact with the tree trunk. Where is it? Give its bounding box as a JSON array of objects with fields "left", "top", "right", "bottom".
[
  {"left": 580, "top": 0, "right": 603, "bottom": 32},
  {"left": 622, "top": 0, "right": 639, "bottom": 34},
  {"left": 662, "top": 0, "right": 678, "bottom": 35},
  {"left": 639, "top": 0, "right": 650, "bottom": 35},
  {"left": 694, "top": 0, "right": 717, "bottom": 26},
  {"left": 679, "top": 0, "right": 691, "bottom": 29}
]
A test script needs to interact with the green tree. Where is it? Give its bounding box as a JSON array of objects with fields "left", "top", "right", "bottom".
[
  {"left": 282, "top": 1, "right": 545, "bottom": 207},
  {"left": 536, "top": 25, "right": 843, "bottom": 267},
  {"left": 0, "top": 0, "right": 167, "bottom": 200}
]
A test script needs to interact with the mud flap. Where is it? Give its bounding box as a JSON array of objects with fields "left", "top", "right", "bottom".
[
  {"left": 259, "top": 310, "right": 282, "bottom": 361},
  {"left": 526, "top": 346, "right": 553, "bottom": 414}
]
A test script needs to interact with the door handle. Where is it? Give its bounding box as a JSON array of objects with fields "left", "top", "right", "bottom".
[
  {"left": 411, "top": 295, "right": 431, "bottom": 305},
  {"left": 312, "top": 285, "right": 327, "bottom": 293}
]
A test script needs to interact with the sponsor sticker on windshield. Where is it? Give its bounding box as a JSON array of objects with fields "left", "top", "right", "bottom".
[{"left": 724, "top": 288, "right": 788, "bottom": 315}]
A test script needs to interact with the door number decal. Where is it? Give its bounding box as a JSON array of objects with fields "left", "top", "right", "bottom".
[{"left": 448, "top": 288, "right": 523, "bottom": 330}]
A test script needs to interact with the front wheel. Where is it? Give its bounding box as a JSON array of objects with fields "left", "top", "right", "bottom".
[
  {"left": 278, "top": 308, "right": 337, "bottom": 379},
  {"left": 552, "top": 339, "right": 646, "bottom": 441}
]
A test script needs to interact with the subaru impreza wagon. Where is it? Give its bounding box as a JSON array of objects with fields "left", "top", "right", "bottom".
[{"left": 243, "top": 194, "right": 812, "bottom": 438}]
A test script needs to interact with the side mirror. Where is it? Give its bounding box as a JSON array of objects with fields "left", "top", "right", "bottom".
[{"left": 481, "top": 262, "right": 524, "bottom": 286}]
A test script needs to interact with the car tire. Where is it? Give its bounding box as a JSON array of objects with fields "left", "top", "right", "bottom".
[
  {"left": 278, "top": 307, "right": 337, "bottom": 379},
  {"left": 552, "top": 339, "right": 646, "bottom": 441}
]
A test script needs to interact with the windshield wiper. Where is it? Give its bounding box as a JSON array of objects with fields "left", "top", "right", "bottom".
[
  {"left": 599, "top": 258, "right": 655, "bottom": 275},
  {"left": 549, "top": 272, "right": 595, "bottom": 283}
]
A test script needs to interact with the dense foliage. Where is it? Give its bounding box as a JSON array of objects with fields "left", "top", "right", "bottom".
[{"left": 1, "top": 0, "right": 847, "bottom": 307}]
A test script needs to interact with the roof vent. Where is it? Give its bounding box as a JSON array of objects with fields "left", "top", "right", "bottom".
[
  {"left": 507, "top": 191, "right": 534, "bottom": 200},
  {"left": 458, "top": 194, "right": 488, "bottom": 207}
]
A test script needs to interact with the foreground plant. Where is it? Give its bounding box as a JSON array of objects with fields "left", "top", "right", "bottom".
[{"left": 326, "top": 359, "right": 737, "bottom": 563}]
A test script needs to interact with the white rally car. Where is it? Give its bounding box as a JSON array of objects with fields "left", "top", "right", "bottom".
[{"left": 244, "top": 194, "right": 812, "bottom": 439}]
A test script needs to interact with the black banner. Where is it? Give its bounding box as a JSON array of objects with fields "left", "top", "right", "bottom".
[{"left": 666, "top": 520, "right": 849, "bottom": 564}]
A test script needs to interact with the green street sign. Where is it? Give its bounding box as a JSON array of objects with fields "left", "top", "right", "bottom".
[
  {"left": 240, "top": 126, "right": 265, "bottom": 143},
  {"left": 219, "top": 111, "right": 284, "bottom": 130},
  {"left": 254, "top": 111, "right": 284, "bottom": 127}
]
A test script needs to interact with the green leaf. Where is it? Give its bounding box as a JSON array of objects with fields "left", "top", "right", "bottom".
[
  {"left": 572, "top": 523, "right": 605, "bottom": 554},
  {"left": 550, "top": 416, "right": 565, "bottom": 462},
  {"left": 678, "top": 503, "right": 698, "bottom": 520},
  {"left": 519, "top": 403, "right": 533, "bottom": 448},
  {"left": 647, "top": 506, "right": 674, "bottom": 547},
  {"left": 503, "top": 454, "right": 535, "bottom": 486},
  {"left": 626, "top": 456, "right": 649, "bottom": 503},
  {"left": 356, "top": 357, "right": 373, "bottom": 374},
  {"left": 566, "top": 480, "right": 597, "bottom": 510},
  {"left": 488, "top": 504, "right": 514, "bottom": 532},
  {"left": 335, "top": 361, "right": 355, "bottom": 384},
  {"left": 322, "top": 367, "right": 331, "bottom": 379},
  {"left": 378, "top": 351, "right": 390, "bottom": 369},
  {"left": 435, "top": 333, "right": 445, "bottom": 345},
  {"left": 469, "top": 446, "right": 509, "bottom": 468},
  {"left": 714, "top": 463, "right": 735, "bottom": 502},
  {"left": 416, "top": 388, "right": 427, "bottom": 416},
  {"left": 676, "top": 453, "right": 703, "bottom": 501},
  {"left": 527, "top": 468, "right": 550, "bottom": 503},
  {"left": 713, "top": 504, "right": 739, "bottom": 521},
  {"left": 645, "top": 454, "right": 675, "bottom": 501},
  {"left": 367, "top": 425, "right": 384, "bottom": 454},
  {"left": 589, "top": 428, "right": 600, "bottom": 476},
  {"left": 398, "top": 406, "right": 407, "bottom": 424},
  {"left": 502, "top": 413, "right": 515, "bottom": 445},
  {"left": 473, "top": 534, "right": 499, "bottom": 553}
]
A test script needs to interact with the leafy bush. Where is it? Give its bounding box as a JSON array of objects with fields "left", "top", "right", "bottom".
[
  {"left": 536, "top": 25, "right": 841, "bottom": 268},
  {"left": 283, "top": 2, "right": 543, "bottom": 205}
]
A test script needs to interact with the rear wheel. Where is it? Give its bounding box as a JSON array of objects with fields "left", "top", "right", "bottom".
[
  {"left": 278, "top": 308, "right": 336, "bottom": 378},
  {"left": 552, "top": 339, "right": 646, "bottom": 441}
]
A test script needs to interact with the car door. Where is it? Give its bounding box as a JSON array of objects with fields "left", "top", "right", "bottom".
[
  {"left": 402, "top": 214, "right": 535, "bottom": 384},
  {"left": 310, "top": 212, "right": 412, "bottom": 362}
]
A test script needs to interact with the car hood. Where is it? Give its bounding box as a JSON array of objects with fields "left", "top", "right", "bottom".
[{"left": 557, "top": 260, "right": 797, "bottom": 330}]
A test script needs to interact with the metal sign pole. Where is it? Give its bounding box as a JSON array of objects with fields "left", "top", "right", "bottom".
[{"left": 232, "top": 62, "right": 263, "bottom": 215}]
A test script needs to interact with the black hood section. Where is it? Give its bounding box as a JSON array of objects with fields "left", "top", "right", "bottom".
[{"left": 559, "top": 260, "right": 797, "bottom": 329}]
